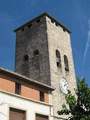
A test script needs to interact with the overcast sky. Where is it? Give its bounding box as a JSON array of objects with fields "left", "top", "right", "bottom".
[{"left": 0, "top": 0, "right": 90, "bottom": 85}]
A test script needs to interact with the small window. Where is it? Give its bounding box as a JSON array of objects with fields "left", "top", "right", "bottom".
[
  {"left": 24, "top": 55, "right": 29, "bottom": 61},
  {"left": 51, "top": 19, "right": 54, "bottom": 23},
  {"left": 36, "top": 114, "right": 48, "bottom": 120},
  {"left": 63, "top": 28, "right": 66, "bottom": 32},
  {"left": 64, "top": 55, "right": 69, "bottom": 72},
  {"left": 56, "top": 50, "right": 61, "bottom": 68},
  {"left": 21, "top": 28, "right": 24, "bottom": 31},
  {"left": 15, "top": 82, "right": 21, "bottom": 94},
  {"left": 33, "top": 49, "right": 40, "bottom": 69},
  {"left": 55, "top": 22, "right": 58, "bottom": 26},
  {"left": 36, "top": 19, "right": 40, "bottom": 23},
  {"left": 40, "top": 91, "right": 44, "bottom": 102},
  {"left": 28, "top": 24, "right": 32, "bottom": 28},
  {"left": 10, "top": 108, "right": 26, "bottom": 120},
  {"left": 33, "top": 49, "right": 39, "bottom": 56}
]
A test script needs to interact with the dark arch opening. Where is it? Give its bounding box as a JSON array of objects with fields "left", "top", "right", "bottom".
[
  {"left": 33, "top": 49, "right": 39, "bottom": 56},
  {"left": 64, "top": 55, "right": 69, "bottom": 72},
  {"left": 36, "top": 19, "right": 40, "bottom": 23},
  {"left": 56, "top": 50, "right": 61, "bottom": 68},
  {"left": 23, "top": 55, "right": 29, "bottom": 61}
]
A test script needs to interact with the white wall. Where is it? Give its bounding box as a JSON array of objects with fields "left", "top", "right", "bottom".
[{"left": 0, "top": 91, "right": 53, "bottom": 120}]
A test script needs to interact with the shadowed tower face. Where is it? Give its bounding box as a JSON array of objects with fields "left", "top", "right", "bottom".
[
  {"left": 15, "top": 15, "right": 51, "bottom": 85},
  {"left": 15, "top": 13, "right": 77, "bottom": 118}
]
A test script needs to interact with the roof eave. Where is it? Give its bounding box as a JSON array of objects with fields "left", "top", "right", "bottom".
[
  {"left": 14, "top": 12, "right": 71, "bottom": 34},
  {"left": 0, "top": 67, "right": 54, "bottom": 91}
]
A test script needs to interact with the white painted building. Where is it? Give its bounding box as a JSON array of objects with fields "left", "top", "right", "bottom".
[{"left": 0, "top": 90, "right": 53, "bottom": 120}]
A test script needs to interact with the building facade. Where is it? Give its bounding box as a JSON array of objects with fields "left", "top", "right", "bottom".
[
  {"left": 0, "top": 13, "right": 77, "bottom": 120},
  {"left": 0, "top": 68, "right": 54, "bottom": 120}
]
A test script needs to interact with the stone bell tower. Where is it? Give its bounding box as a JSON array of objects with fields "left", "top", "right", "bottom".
[{"left": 15, "top": 13, "right": 77, "bottom": 119}]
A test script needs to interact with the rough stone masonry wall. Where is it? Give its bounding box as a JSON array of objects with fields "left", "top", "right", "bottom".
[
  {"left": 15, "top": 16, "right": 51, "bottom": 85},
  {"left": 46, "top": 16, "right": 77, "bottom": 117}
]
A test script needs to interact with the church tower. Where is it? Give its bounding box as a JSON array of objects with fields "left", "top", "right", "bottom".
[{"left": 15, "top": 13, "right": 77, "bottom": 119}]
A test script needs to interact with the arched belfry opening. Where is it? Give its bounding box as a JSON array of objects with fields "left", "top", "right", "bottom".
[
  {"left": 64, "top": 55, "right": 69, "bottom": 72},
  {"left": 56, "top": 49, "right": 61, "bottom": 68}
]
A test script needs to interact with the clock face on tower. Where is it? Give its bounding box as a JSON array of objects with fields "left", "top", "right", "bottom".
[{"left": 59, "top": 78, "right": 69, "bottom": 94}]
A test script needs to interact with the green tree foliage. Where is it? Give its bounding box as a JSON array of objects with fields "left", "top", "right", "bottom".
[{"left": 58, "top": 79, "right": 90, "bottom": 120}]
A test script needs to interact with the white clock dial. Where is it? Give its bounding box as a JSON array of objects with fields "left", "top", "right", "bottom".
[{"left": 59, "top": 78, "right": 69, "bottom": 94}]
